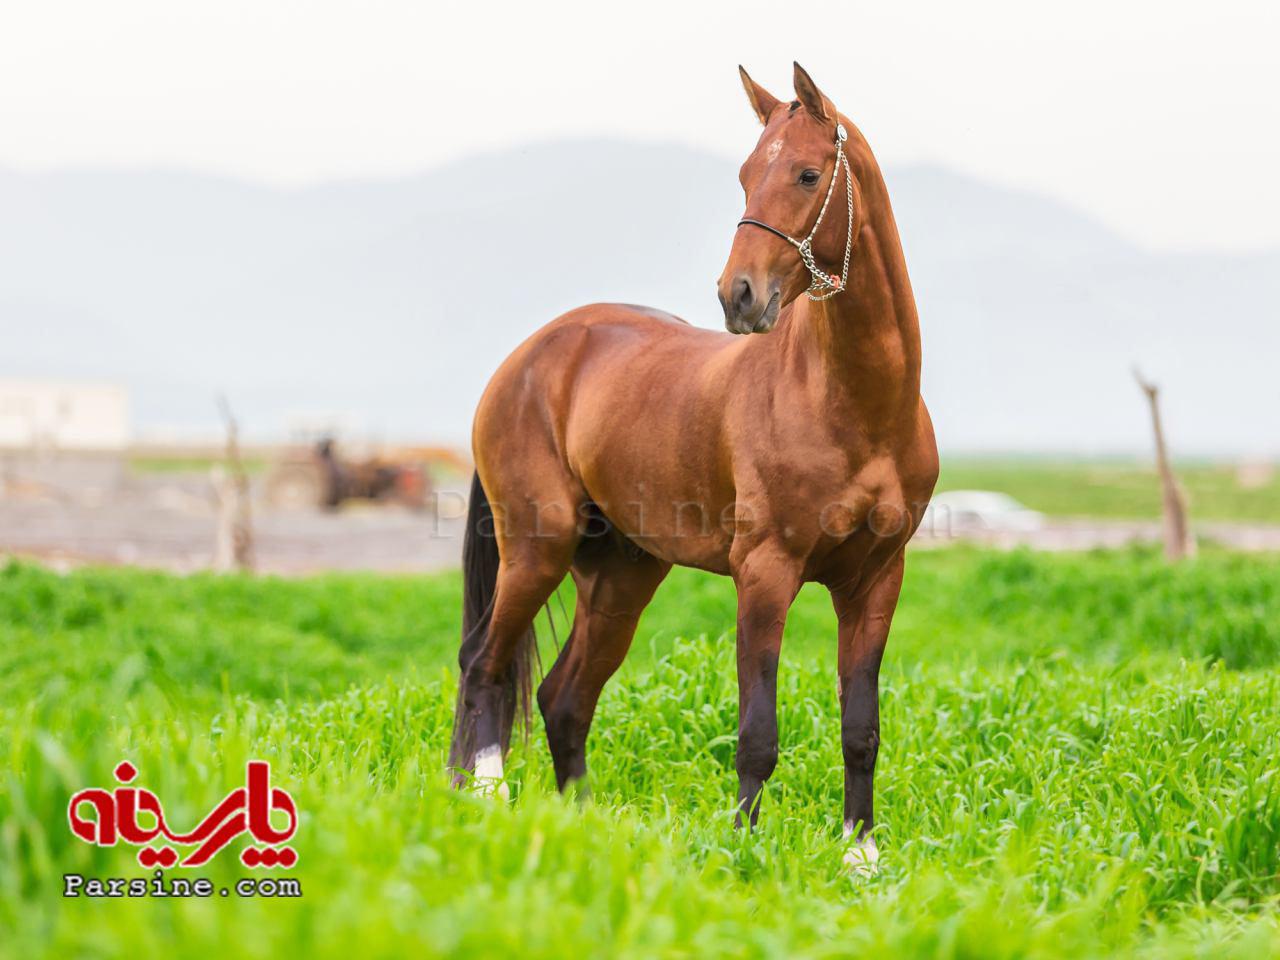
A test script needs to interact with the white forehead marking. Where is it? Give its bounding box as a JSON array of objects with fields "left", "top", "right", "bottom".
[{"left": 765, "top": 138, "right": 784, "bottom": 163}]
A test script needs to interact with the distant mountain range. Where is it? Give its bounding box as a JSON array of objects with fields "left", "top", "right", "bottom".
[{"left": 2, "top": 140, "right": 1276, "bottom": 455}]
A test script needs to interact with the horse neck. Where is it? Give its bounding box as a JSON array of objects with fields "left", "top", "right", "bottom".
[{"left": 781, "top": 157, "right": 922, "bottom": 421}]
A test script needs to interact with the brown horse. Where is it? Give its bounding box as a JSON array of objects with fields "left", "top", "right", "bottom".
[{"left": 448, "top": 62, "right": 938, "bottom": 872}]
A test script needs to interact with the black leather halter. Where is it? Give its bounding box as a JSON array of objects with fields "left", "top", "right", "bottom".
[{"left": 736, "top": 218, "right": 794, "bottom": 244}]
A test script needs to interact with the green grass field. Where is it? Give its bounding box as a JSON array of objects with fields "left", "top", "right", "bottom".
[
  {"left": 3, "top": 548, "right": 1280, "bottom": 958},
  {"left": 124, "top": 453, "right": 1280, "bottom": 523},
  {"left": 936, "top": 458, "right": 1280, "bottom": 523},
  {"left": 127, "top": 455, "right": 270, "bottom": 475}
]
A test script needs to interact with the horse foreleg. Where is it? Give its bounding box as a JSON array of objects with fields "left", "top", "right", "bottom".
[
  {"left": 731, "top": 546, "right": 803, "bottom": 828},
  {"left": 831, "top": 552, "right": 904, "bottom": 874}
]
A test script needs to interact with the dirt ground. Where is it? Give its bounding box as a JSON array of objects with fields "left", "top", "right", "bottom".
[
  {"left": 0, "top": 455, "right": 468, "bottom": 574},
  {"left": 1, "top": 455, "right": 1277, "bottom": 575}
]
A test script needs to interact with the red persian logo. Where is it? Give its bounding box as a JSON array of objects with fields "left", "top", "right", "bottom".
[{"left": 68, "top": 761, "right": 298, "bottom": 869}]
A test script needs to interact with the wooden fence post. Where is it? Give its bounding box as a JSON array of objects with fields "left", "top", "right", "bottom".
[
  {"left": 1133, "top": 367, "right": 1195, "bottom": 562},
  {"left": 212, "top": 396, "right": 255, "bottom": 572}
]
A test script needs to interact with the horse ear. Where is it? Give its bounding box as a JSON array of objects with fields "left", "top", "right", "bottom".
[
  {"left": 792, "top": 62, "right": 831, "bottom": 122},
  {"left": 738, "top": 65, "right": 781, "bottom": 126}
]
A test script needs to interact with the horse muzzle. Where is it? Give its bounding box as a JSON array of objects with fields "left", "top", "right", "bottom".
[{"left": 719, "top": 276, "right": 781, "bottom": 335}]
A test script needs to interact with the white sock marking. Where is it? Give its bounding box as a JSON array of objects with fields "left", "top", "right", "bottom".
[
  {"left": 473, "top": 744, "right": 509, "bottom": 801},
  {"left": 843, "top": 821, "right": 880, "bottom": 877}
]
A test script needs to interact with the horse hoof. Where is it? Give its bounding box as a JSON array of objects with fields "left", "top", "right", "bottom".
[
  {"left": 473, "top": 745, "right": 510, "bottom": 802},
  {"left": 844, "top": 835, "right": 880, "bottom": 878}
]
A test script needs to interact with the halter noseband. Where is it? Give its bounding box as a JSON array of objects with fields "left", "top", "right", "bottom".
[{"left": 736, "top": 122, "right": 854, "bottom": 302}]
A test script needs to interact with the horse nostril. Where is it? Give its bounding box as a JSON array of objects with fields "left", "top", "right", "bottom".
[{"left": 733, "top": 276, "right": 755, "bottom": 315}]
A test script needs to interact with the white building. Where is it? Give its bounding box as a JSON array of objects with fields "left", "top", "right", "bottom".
[{"left": 0, "top": 380, "right": 130, "bottom": 450}]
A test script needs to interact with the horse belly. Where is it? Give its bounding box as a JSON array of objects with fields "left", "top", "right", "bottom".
[
  {"left": 567, "top": 384, "right": 734, "bottom": 573},
  {"left": 571, "top": 419, "right": 734, "bottom": 572}
]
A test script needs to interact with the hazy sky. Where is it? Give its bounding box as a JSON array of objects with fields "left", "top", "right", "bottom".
[{"left": 4, "top": 0, "right": 1277, "bottom": 251}]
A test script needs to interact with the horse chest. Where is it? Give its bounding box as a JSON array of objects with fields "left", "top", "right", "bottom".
[{"left": 756, "top": 452, "right": 909, "bottom": 549}]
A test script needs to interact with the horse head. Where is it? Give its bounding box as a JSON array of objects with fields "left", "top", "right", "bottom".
[{"left": 718, "top": 63, "right": 866, "bottom": 334}]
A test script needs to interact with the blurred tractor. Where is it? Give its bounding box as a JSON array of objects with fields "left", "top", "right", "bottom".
[{"left": 265, "top": 438, "right": 461, "bottom": 511}]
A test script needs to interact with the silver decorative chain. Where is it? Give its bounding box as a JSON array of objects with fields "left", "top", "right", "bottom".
[{"left": 792, "top": 123, "right": 854, "bottom": 301}]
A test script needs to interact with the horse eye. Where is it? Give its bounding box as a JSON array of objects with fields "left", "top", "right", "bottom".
[{"left": 799, "top": 169, "right": 821, "bottom": 186}]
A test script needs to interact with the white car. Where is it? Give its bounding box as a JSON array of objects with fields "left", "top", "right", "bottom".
[{"left": 925, "top": 490, "right": 1046, "bottom": 536}]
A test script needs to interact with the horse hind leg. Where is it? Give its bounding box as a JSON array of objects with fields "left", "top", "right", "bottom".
[
  {"left": 538, "top": 535, "right": 670, "bottom": 793},
  {"left": 449, "top": 476, "right": 581, "bottom": 797}
]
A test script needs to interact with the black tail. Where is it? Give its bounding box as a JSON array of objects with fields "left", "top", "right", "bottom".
[{"left": 447, "top": 472, "right": 539, "bottom": 780}]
